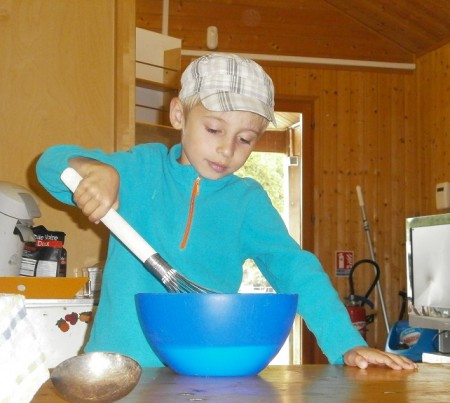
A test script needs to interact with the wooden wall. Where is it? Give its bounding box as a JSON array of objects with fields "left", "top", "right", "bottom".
[
  {"left": 257, "top": 49, "right": 450, "bottom": 350},
  {"left": 135, "top": 1, "right": 450, "bottom": 352},
  {"left": 1, "top": 0, "right": 448, "bottom": 359},
  {"left": 0, "top": 1, "right": 117, "bottom": 273},
  {"left": 416, "top": 43, "right": 450, "bottom": 215},
  {"left": 136, "top": 0, "right": 414, "bottom": 63},
  {"left": 259, "top": 64, "right": 419, "bottom": 349},
  {"left": 181, "top": 52, "right": 422, "bottom": 351}
]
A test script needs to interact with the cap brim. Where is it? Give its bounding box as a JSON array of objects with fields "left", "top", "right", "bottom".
[{"left": 200, "top": 91, "right": 277, "bottom": 126}]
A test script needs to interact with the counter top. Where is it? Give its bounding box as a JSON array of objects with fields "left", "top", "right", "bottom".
[{"left": 33, "top": 363, "right": 450, "bottom": 402}]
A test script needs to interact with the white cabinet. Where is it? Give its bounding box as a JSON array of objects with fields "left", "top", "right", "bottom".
[{"left": 26, "top": 298, "right": 95, "bottom": 368}]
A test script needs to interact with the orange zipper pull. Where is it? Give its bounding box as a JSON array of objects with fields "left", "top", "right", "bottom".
[{"left": 180, "top": 177, "right": 201, "bottom": 249}]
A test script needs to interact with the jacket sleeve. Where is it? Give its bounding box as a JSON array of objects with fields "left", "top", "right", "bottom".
[
  {"left": 36, "top": 143, "right": 167, "bottom": 205},
  {"left": 240, "top": 183, "right": 367, "bottom": 364},
  {"left": 36, "top": 144, "right": 107, "bottom": 205}
]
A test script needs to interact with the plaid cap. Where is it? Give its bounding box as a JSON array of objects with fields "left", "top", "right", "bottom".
[{"left": 179, "top": 53, "right": 276, "bottom": 124}]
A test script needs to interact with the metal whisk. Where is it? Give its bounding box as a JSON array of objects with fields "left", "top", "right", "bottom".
[
  {"left": 144, "top": 253, "right": 216, "bottom": 293},
  {"left": 61, "top": 168, "right": 216, "bottom": 294}
]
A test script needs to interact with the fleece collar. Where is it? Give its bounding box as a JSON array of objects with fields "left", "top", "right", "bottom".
[{"left": 168, "top": 144, "right": 238, "bottom": 193}]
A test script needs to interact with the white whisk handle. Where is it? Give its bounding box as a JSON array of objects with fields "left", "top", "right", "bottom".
[{"left": 60, "top": 167, "right": 156, "bottom": 263}]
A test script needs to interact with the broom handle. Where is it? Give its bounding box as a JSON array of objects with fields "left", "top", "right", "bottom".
[{"left": 356, "top": 186, "right": 390, "bottom": 334}]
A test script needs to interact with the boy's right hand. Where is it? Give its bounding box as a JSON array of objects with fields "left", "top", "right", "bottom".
[{"left": 68, "top": 157, "right": 120, "bottom": 223}]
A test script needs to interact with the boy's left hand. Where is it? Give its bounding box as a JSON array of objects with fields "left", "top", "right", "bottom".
[{"left": 344, "top": 346, "right": 418, "bottom": 370}]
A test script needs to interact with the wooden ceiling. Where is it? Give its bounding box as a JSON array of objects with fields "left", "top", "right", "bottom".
[
  {"left": 324, "top": 0, "right": 450, "bottom": 57},
  {"left": 137, "top": 0, "right": 450, "bottom": 65},
  {"left": 136, "top": 0, "right": 450, "bottom": 129}
]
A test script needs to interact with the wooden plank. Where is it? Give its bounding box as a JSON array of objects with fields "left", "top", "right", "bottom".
[
  {"left": 335, "top": 69, "right": 355, "bottom": 302},
  {"left": 135, "top": 122, "right": 181, "bottom": 148},
  {"left": 33, "top": 365, "right": 450, "bottom": 402},
  {"left": 376, "top": 73, "right": 392, "bottom": 340},
  {"left": 324, "top": 0, "right": 450, "bottom": 55},
  {"left": 403, "top": 70, "right": 420, "bottom": 217},
  {"left": 387, "top": 73, "right": 408, "bottom": 322},
  {"left": 253, "top": 131, "right": 289, "bottom": 154},
  {"left": 115, "top": 0, "right": 136, "bottom": 152}
]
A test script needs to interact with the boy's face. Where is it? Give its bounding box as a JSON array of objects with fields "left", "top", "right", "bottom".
[{"left": 171, "top": 99, "right": 268, "bottom": 180}]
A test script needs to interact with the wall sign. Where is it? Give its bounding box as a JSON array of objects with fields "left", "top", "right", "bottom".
[{"left": 335, "top": 251, "right": 354, "bottom": 276}]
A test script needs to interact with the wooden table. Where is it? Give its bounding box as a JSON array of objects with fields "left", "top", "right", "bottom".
[{"left": 33, "top": 364, "right": 450, "bottom": 402}]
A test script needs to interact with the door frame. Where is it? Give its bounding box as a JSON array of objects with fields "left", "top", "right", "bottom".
[{"left": 275, "top": 96, "right": 327, "bottom": 364}]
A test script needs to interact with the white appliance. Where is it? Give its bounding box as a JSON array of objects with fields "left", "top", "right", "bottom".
[
  {"left": 0, "top": 181, "right": 41, "bottom": 276},
  {"left": 25, "top": 298, "right": 96, "bottom": 368}
]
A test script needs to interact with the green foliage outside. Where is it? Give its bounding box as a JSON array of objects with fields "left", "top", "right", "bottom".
[
  {"left": 236, "top": 152, "right": 285, "bottom": 212},
  {"left": 236, "top": 152, "right": 286, "bottom": 290}
]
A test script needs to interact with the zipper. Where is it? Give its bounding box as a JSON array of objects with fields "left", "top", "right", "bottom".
[{"left": 180, "top": 177, "right": 201, "bottom": 249}]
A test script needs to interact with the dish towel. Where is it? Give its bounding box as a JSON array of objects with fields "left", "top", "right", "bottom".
[{"left": 0, "top": 293, "right": 49, "bottom": 403}]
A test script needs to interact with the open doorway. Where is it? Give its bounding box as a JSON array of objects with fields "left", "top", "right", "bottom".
[
  {"left": 237, "top": 151, "right": 286, "bottom": 294},
  {"left": 235, "top": 104, "right": 309, "bottom": 365},
  {"left": 235, "top": 98, "right": 323, "bottom": 365},
  {"left": 236, "top": 150, "right": 295, "bottom": 365},
  {"left": 274, "top": 98, "right": 324, "bottom": 364}
]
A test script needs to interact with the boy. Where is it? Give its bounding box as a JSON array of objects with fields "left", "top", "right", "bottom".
[{"left": 37, "top": 54, "right": 415, "bottom": 370}]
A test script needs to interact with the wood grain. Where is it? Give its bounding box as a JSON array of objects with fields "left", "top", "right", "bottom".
[
  {"left": 137, "top": 0, "right": 450, "bottom": 64},
  {"left": 0, "top": 1, "right": 118, "bottom": 272},
  {"left": 33, "top": 365, "right": 450, "bottom": 402}
]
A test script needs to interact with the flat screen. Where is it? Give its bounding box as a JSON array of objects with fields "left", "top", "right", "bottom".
[
  {"left": 407, "top": 213, "right": 450, "bottom": 331},
  {"left": 411, "top": 223, "right": 450, "bottom": 308}
]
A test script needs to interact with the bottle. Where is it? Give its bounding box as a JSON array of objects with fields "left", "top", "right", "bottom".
[{"left": 58, "top": 247, "right": 67, "bottom": 277}]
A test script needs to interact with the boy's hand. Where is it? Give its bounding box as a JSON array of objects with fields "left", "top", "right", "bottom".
[
  {"left": 69, "top": 158, "right": 120, "bottom": 223},
  {"left": 344, "top": 346, "right": 418, "bottom": 370}
]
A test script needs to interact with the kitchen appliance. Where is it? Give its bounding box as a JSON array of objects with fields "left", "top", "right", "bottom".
[
  {"left": 385, "top": 213, "right": 449, "bottom": 362},
  {"left": 406, "top": 213, "right": 450, "bottom": 356},
  {"left": 0, "top": 181, "right": 41, "bottom": 276}
]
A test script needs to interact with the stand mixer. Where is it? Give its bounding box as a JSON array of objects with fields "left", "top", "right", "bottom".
[{"left": 0, "top": 182, "right": 41, "bottom": 276}]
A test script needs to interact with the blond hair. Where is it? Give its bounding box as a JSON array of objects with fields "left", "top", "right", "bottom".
[
  {"left": 179, "top": 94, "right": 270, "bottom": 132},
  {"left": 180, "top": 94, "right": 202, "bottom": 116}
]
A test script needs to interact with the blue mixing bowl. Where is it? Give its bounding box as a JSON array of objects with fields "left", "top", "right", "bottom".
[{"left": 135, "top": 293, "right": 298, "bottom": 376}]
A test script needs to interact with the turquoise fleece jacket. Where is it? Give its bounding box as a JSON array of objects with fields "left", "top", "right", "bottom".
[{"left": 36, "top": 143, "right": 366, "bottom": 367}]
